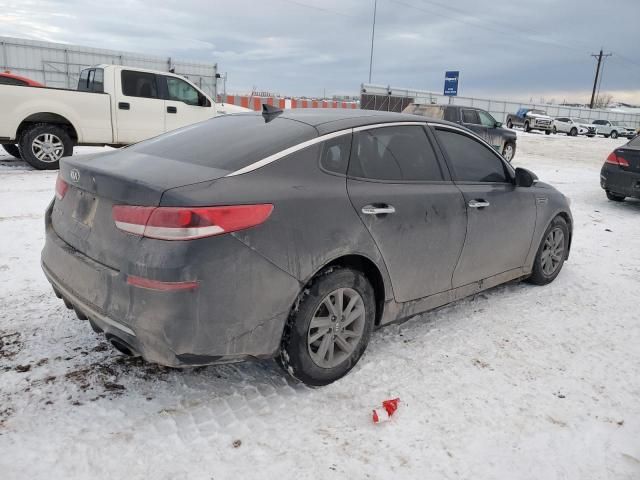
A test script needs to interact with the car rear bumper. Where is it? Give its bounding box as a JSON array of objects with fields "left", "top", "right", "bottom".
[
  {"left": 41, "top": 202, "right": 301, "bottom": 367},
  {"left": 600, "top": 164, "right": 640, "bottom": 198}
]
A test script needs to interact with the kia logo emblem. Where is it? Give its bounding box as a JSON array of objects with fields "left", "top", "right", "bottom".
[{"left": 70, "top": 169, "right": 80, "bottom": 183}]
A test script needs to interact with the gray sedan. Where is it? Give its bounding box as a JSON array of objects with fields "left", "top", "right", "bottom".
[{"left": 42, "top": 108, "right": 573, "bottom": 385}]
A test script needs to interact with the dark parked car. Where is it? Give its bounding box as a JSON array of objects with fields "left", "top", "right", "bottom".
[
  {"left": 403, "top": 104, "right": 517, "bottom": 161},
  {"left": 505, "top": 108, "right": 554, "bottom": 135},
  {"left": 42, "top": 109, "right": 573, "bottom": 385},
  {"left": 600, "top": 135, "right": 640, "bottom": 202}
]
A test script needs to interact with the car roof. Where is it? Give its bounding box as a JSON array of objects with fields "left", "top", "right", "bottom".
[
  {"left": 0, "top": 72, "right": 44, "bottom": 86},
  {"left": 272, "top": 108, "right": 452, "bottom": 135}
]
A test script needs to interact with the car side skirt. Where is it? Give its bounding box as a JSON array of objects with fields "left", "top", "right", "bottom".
[{"left": 379, "top": 267, "right": 529, "bottom": 326}]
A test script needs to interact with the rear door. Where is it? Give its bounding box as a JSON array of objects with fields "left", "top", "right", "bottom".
[
  {"left": 555, "top": 118, "right": 569, "bottom": 133},
  {"left": 432, "top": 126, "right": 536, "bottom": 287},
  {"left": 346, "top": 124, "right": 467, "bottom": 302},
  {"left": 114, "top": 70, "right": 165, "bottom": 144},
  {"left": 161, "top": 75, "right": 215, "bottom": 132}
]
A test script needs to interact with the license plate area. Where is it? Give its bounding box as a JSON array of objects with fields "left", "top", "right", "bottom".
[{"left": 71, "top": 189, "right": 99, "bottom": 227}]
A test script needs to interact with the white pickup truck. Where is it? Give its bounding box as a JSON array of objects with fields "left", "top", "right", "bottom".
[{"left": 0, "top": 65, "right": 249, "bottom": 169}]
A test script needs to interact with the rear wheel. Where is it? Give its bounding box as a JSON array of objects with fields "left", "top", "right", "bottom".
[
  {"left": 528, "top": 216, "right": 569, "bottom": 285},
  {"left": 279, "top": 268, "right": 375, "bottom": 386},
  {"left": 18, "top": 123, "right": 73, "bottom": 170},
  {"left": 610, "top": 130, "right": 618, "bottom": 139},
  {"left": 524, "top": 121, "right": 531, "bottom": 132},
  {"left": 606, "top": 191, "right": 625, "bottom": 202},
  {"left": 1, "top": 144, "right": 21, "bottom": 159}
]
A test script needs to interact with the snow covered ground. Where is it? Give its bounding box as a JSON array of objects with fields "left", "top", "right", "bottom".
[{"left": 1, "top": 132, "right": 639, "bottom": 480}]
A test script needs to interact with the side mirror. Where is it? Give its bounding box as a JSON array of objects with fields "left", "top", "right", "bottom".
[
  {"left": 515, "top": 167, "right": 537, "bottom": 187},
  {"left": 495, "top": 121, "right": 503, "bottom": 128}
]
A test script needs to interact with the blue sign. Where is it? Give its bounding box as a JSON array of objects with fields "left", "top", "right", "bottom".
[{"left": 444, "top": 71, "right": 459, "bottom": 96}]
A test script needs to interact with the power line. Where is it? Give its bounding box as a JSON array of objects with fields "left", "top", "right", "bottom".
[{"left": 368, "top": 0, "right": 377, "bottom": 83}]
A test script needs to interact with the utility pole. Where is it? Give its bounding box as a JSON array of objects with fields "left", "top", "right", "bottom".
[
  {"left": 368, "top": 0, "right": 377, "bottom": 84},
  {"left": 590, "top": 49, "right": 612, "bottom": 108}
]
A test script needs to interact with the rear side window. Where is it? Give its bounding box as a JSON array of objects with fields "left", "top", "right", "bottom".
[
  {"left": 320, "top": 134, "right": 351, "bottom": 175},
  {"left": 349, "top": 125, "right": 443, "bottom": 182},
  {"left": 462, "top": 109, "right": 480, "bottom": 124},
  {"left": 121, "top": 70, "right": 158, "bottom": 98},
  {"left": 435, "top": 129, "right": 509, "bottom": 183},
  {"left": 443, "top": 107, "right": 458, "bottom": 122}
]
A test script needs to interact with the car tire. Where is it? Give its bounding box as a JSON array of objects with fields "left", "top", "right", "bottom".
[
  {"left": 507, "top": 119, "right": 513, "bottom": 129},
  {"left": 279, "top": 267, "right": 376, "bottom": 386},
  {"left": 610, "top": 131, "right": 618, "bottom": 139},
  {"left": 18, "top": 123, "right": 73, "bottom": 170},
  {"left": 570, "top": 127, "right": 578, "bottom": 137},
  {"left": 552, "top": 126, "right": 557, "bottom": 134},
  {"left": 606, "top": 191, "right": 625, "bottom": 202},
  {"left": 524, "top": 121, "right": 531, "bottom": 132},
  {"left": 545, "top": 129, "right": 551, "bottom": 135},
  {"left": 502, "top": 141, "right": 516, "bottom": 162},
  {"left": 1, "top": 144, "right": 21, "bottom": 159},
  {"left": 603, "top": 134, "right": 610, "bottom": 138},
  {"left": 528, "top": 216, "right": 569, "bottom": 286}
]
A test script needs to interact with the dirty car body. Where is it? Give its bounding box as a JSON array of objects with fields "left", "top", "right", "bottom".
[{"left": 42, "top": 109, "right": 573, "bottom": 375}]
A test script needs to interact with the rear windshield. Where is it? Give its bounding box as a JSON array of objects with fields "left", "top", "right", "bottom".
[
  {"left": 127, "top": 114, "right": 317, "bottom": 171},
  {"left": 629, "top": 135, "right": 640, "bottom": 147}
]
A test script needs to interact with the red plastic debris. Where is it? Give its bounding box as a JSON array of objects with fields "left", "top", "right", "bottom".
[{"left": 372, "top": 398, "right": 400, "bottom": 423}]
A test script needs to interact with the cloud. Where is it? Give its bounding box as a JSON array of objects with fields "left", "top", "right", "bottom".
[{"left": 0, "top": 0, "right": 639, "bottom": 102}]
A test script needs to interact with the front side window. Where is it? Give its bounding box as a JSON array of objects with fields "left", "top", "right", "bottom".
[
  {"left": 435, "top": 128, "right": 510, "bottom": 183},
  {"left": 462, "top": 109, "right": 480, "bottom": 125},
  {"left": 166, "top": 76, "right": 200, "bottom": 106},
  {"left": 121, "top": 70, "right": 159, "bottom": 98},
  {"left": 320, "top": 134, "right": 351, "bottom": 175},
  {"left": 478, "top": 110, "right": 497, "bottom": 127},
  {"left": 349, "top": 125, "right": 443, "bottom": 182},
  {"left": 593, "top": 120, "right": 606, "bottom": 125}
]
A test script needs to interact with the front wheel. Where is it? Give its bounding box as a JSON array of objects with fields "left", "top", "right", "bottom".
[
  {"left": 552, "top": 126, "right": 557, "bottom": 134},
  {"left": 18, "top": 123, "right": 73, "bottom": 170},
  {"left": 545, "top": 129, "right": 551, "bottom": 135},
  {"left": 502, "top": 141, "right": 516, "bottom": 162},
  {"left": 610, "top": 131, "right": 618, "bottom": 139},
  {"left": 570, "top": 127, "right": 578, "bottom": 137},
  {"left": 279, "top": 268, "right": 375, "bottom": 386},
  {"left": 507, "top": 119, "right": 513, "bottom": 129},
  {"left": 528, "top": 216, "right": 569, "bottom": 285},
  {"left": 1, "top": 144, "right": 21, "bottom": 159}
]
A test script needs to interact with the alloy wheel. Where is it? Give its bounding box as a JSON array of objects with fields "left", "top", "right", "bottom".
[
  {"left": 503, "top": 144, "right": 514, "bottom": 162},
  {"left": 307, "top": 287, "right": 366, "bottom": 368},
  {"left": 541, "top": 227, "right": 565, "bottom": 276},
  {"left": 32, "top": 133, "right": 64, "bottom": 163}
]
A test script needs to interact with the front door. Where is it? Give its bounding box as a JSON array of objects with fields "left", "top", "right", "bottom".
[
  {"left": 461, "top": 108, "right": 488, "bottom": 143},
  {"left": 432, "top": 126, "right": 537, "bottom": 287},
  {"left": 346, "top": 124, "right": 467, "bottom": 302},
  {"left": 162, "top": 76, "right": 215, "bottom": 133}
]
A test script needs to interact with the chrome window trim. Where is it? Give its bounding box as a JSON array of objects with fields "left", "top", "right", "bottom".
[
  {"left": 226, "top": 121, "right": 433, "bottom": 177},
  {"left": 225, "top": 128, "right": 352, "bottom": 177}
]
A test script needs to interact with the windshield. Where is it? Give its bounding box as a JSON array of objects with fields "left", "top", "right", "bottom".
[
  {"left": 576, "top": 118, "right": 591, "bottom": 124},
  {"left": 530, "top": 110, "right": 546, "bottom": 115}
]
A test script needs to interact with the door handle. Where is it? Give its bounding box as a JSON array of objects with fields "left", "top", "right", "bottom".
[
  {"left": 118, "top": 102, "right": 130, "bottom": 110},
  {"left": 468, "top": 199, "right": 490, "bottom": 208},
  {"left": 361, "top": 204, "right": 396, "bottom": 215},
  {"left": 167, "top": 106, "right": 177, "bottom": 114}
]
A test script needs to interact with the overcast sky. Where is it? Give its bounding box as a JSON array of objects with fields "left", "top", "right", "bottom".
[{"left": 1, "top": 0, "right": 639, "bottom": 103}]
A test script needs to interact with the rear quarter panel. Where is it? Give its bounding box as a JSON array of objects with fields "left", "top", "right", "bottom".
[{"left": 0, "top": 84, "right": 113, "bottom": 143}]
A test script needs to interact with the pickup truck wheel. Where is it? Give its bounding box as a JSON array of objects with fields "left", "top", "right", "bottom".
[
  {"left": 570, "top": 127, "right": 578, "bottom": 137},
  {"left": 610, "top": 131, "right": 618, "bottom": 139},
  {"left": 524, "top": 121, "right": 531, "bottom": 132},
  {"left": 1, "top": 144, "right": 21, "bottom": 159},
  {"left": 506, "top": 119, "right": 513, "bottom": 129},
  {"left": 19, "top": 123, "right": 72, "bottom": 170},
  {"left": 606, "top": 191, "right": 625, "bottom": 202},
  {"left": 545, "top": 129, "right": 551, "bottom": 135},
  {"left": 502, "top": 142, "right": 516, "bottom": 162}
]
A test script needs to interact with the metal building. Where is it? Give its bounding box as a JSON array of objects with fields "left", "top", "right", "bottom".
[{"left": 0, "top": 36, "right": 219, "bottom": 97}]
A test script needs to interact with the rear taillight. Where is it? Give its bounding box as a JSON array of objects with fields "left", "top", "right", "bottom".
[
  {"left": 112, "top": 204, "right": 274, "bottom": 240},
  {"left": 55, "top": 175, "right": 69, "bottom": 200},
  {"left": 606, "top": 151, "right": 630, "bottom": 167}
]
